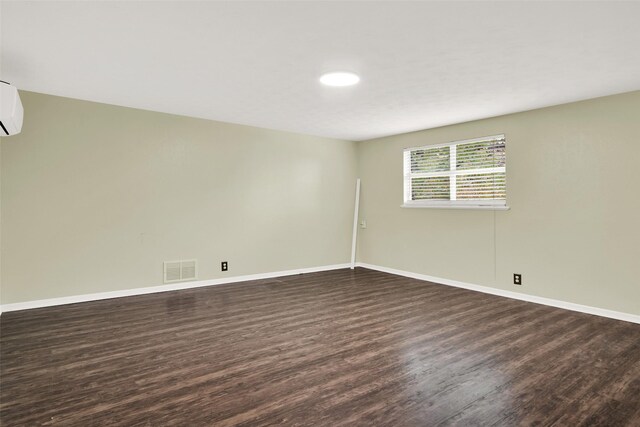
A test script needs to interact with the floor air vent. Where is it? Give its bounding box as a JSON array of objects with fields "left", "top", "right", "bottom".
[{"left": 164, "top": 259, "right": 198, "bottom": 283}]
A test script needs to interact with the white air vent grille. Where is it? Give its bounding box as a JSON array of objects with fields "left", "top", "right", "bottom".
[{"left": 163, "top": 259, "right": 198, "bottom": 283}]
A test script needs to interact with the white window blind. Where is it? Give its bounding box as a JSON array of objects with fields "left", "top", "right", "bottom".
[{"left": 403, "top": 135, "right": 507, "bottom": 209}]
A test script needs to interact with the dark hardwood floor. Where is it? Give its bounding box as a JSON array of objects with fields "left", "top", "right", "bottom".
[{"left": 1, "top": 268, "right": 639, "bottom": 426}]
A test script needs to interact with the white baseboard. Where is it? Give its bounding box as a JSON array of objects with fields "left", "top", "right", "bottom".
[
  {"left": 356, "top": 262, "right": 640, "bottom": 325},
  {"left": 0, "top": 263, "right": 351, "bottom": 313}
]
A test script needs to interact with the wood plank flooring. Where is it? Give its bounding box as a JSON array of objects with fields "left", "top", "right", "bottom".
[{"left": 1, "top": 268, "right": 639, "bottom": 426}]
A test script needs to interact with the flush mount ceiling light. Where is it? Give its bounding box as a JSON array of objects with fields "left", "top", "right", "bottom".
[{"left": 319, "top": 71, "right": 360, "bottom": 87}]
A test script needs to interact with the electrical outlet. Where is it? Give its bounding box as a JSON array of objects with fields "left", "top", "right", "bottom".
[
  {"left": 221, "top": 261, "right": 228, "bottom": 272},
  {"left": 514, "top": 273, "right": 522, "bottom": 285}
]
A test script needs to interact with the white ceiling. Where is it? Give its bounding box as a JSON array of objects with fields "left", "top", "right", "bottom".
[{"left": 2, "top": 1, "right": 639, "bottom": 141}]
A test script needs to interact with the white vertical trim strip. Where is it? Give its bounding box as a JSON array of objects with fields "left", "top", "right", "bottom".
[{"left": 350, "top": 178, "right": 361, "bottom": 269}]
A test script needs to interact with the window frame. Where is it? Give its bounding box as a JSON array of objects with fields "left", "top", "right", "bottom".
[{"left": 402, "top": 134, "right": 509, "bottom": 210}]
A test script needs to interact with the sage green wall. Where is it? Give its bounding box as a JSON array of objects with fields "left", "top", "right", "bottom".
[
  {"left": 3, "top": 91, "right": 639, "bottom": 315},
  {"left": 0, "top": 91, "right": 358, "bottom": 304},
  {"left": 356, "top": 91, "right": 640, "bottom": 316}
]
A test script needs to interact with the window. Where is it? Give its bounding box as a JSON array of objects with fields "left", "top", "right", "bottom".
[{"left": 403, "top": 134, "right": 507, "bottom": 209}]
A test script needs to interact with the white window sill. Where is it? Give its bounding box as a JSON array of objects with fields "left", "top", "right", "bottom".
[{"left": 401, "top": 204, "right": 510, "bottom": 210}]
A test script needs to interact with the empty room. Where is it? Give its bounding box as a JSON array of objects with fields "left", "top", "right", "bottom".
[{"left": 1, "top": 1, "right": 639, "bottom": 425}]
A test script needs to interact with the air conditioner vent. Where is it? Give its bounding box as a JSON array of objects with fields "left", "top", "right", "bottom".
[{"left": 164, "top": 259, "right": 198, "bottom": 283}]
